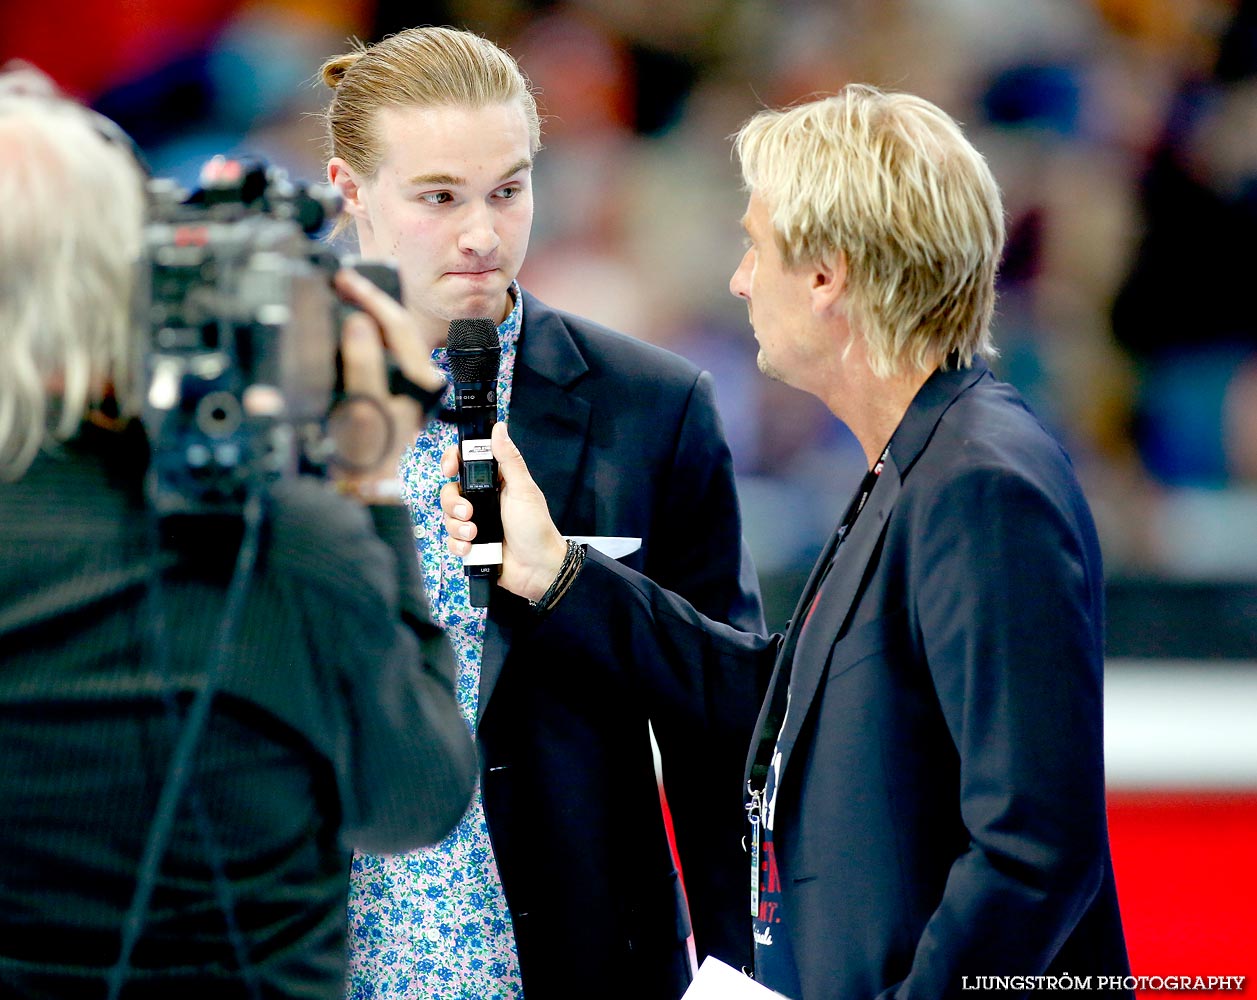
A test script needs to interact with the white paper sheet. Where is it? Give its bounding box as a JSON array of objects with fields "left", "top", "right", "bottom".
[
  {"left": 681, "top": 956, "right": 786, "bottom": 999},
  {"left": 565, "top": 535, "right": 641, "bottom": 559}
]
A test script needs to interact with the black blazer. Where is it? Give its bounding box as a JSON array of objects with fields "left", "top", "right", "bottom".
[
  {"left": 475, "top": 291, "right": 765, "bottom": 997},
  {"left": 536, "top": 361, "right": 1133, "bottom": 999}
]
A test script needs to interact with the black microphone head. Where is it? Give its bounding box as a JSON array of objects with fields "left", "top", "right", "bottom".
[{"left": 447, "top": 318, "right": 501, "bottom": 383}]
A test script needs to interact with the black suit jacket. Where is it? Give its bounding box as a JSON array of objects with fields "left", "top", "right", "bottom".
[
  {"left": 535, "top": 361, "right": 1133, "bottom": 999},
  {"left": 475, "top": 291, "right": 765, "bottom": 997}
]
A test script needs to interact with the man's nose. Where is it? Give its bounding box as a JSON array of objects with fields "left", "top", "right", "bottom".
[
  {"left": 730, "top": 252, "right": 752, "bottom": 299},
  {"left": 459, "top": 202, "right": 501, "bottom": 256}
]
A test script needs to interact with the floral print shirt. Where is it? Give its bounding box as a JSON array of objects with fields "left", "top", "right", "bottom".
[{"left": 345, "top": 286, "right": 525, "bottom": 999}]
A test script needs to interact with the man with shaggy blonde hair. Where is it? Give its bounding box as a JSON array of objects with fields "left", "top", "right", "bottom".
[
  {"left": 443, "top": 84, "right": 1133, "bottom": 998},
  {"left": 733, "top": 85, "right": 1002, "bottom": 379}
]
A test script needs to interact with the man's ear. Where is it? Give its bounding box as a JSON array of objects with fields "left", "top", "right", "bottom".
[
  {"left": 809, "top": 250, "right": 847, "bottom": 317},
  {"left": 328, "top": 157, "right": 369, "bottom": 221}
]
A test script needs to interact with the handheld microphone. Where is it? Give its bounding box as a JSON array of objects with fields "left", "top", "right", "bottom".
[{"left": 447, "top": 318, "right": 502, "bottom": 608}]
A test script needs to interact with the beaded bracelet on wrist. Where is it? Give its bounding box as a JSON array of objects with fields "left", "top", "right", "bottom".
[{"left": 529, "top": 539, "right": 586, "bottom": 615}]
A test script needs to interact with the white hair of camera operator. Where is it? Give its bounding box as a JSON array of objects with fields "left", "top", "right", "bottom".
[{"left": 0, "top": 92, "right": 145, "bottom": 479}]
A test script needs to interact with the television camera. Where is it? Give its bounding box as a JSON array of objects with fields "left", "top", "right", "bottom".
[{"left": 138, "top": 155, "right": 401, "bottom": 516}]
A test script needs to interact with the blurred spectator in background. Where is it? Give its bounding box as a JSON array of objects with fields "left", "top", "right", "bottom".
[
  {"left": 1111, "top": 0, "right": 1257, "bottom": 487},
  {"left": 3, "top": 1, "right": 1254, "bottom": 628},
  {"left": 0, "top": 0, "right": 371, "bottom": 186}
]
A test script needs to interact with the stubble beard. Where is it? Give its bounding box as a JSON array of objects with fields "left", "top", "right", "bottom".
[
  {"left": 424, "top": 281, "right": 512, "bottom": 344},
  {"left": 757, "top": 349, "right": 785, "bottom": 384}
]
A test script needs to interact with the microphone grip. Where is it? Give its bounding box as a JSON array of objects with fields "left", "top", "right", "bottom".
[
  {"left": 461, "top": 463, "right": 500, "bottom": 608},
  {"left": 462, "top": 469, "right": 501, "bottom": 608},
  {"left": 461, "top": 471, "right": 503, "bottom": 544}
]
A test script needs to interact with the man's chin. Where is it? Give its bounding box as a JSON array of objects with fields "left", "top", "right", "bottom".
[
  {"left": 757, "top": 351, "right": 785, "bottom": 384},
  {"left": 442, "top": 283, "right": 513, "bottom": 324}
]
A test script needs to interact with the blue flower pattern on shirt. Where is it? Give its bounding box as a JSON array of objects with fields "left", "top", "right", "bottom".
[{"left": 345, "top": 287, "right": 525, "bottom": 1000}]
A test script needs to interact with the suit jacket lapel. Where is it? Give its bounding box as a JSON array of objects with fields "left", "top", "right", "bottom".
[
  {"left": 773, "top": 465, "right": 900, "bottom": 778},
  {"left": 743, "top": 512, "right": 848, "bottom": 783},
  {"left": 478, "top": 292, "right": 592, "bottom": 725}
]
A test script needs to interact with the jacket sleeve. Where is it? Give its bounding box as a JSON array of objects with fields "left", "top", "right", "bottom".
[
  {"left": 342, "top": 504, "right": 478, "bottom": 854},
  {"left": 286, "top": 495, "right": 477, "bottom": 857},
  {"left": 537, "top": 548, "right": 776, "bottom": 740},
  {"left": 884, "top": 461, "right": 1110, "bottom": 996},
  {"left": 549, "top": 504, "right": 775, "bottom": 972},
  {"left": 632, "top": 369, "right": 770, "bottom": 971}
]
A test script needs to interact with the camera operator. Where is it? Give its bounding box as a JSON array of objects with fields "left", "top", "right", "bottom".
[{"left": 0, "top": 85, "right": 476, "bottom": 998}]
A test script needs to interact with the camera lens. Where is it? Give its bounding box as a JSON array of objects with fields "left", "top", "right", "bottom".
[{"left": 196, "top": 390, "right": 243, "bottom": 438}]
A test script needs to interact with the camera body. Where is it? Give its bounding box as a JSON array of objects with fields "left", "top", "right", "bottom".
[{"left": 137, "top": 157, "right": 392, "bottom": 516}]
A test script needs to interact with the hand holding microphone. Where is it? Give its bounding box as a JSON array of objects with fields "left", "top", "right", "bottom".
[
  {"left": 440, "top": 423, "right": 568, "bottom": 605},
  {"left": 334, "top": 298, "right": 572, "bottom": 606},
  {"left": 446, "top": 319, "right": 505, "bottom": 607}
]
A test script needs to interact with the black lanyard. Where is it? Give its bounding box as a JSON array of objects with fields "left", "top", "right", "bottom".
[{"left": 746, "top": 445, "right": 889, "bottom": 920}]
